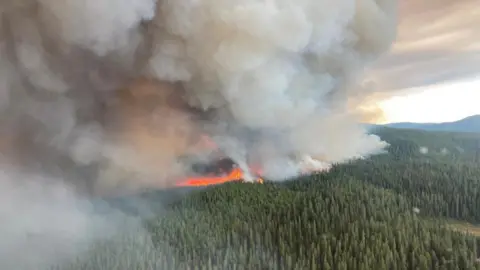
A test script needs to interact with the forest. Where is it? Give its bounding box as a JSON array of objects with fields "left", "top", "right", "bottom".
[{"left": 51, "top": 127, "right": 480, "bottom": 270}]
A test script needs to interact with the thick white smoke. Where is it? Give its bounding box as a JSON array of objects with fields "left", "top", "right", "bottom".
[
  {"left": 150, "top": 0, "right": 396, "bottom": 126},
  {"left": 146, "top": 0, "right": 397, "bottom": 177}
]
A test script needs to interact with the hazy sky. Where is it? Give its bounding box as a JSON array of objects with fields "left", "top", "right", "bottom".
[
  {"left": 379, "top": 78, "right": 480, "bottom": 123},
  {"left": 372, "top": 0, "right": 479, "bottom": 123}
]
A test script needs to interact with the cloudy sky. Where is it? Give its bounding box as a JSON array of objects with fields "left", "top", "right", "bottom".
[{"left": 371, "top": 0, "right": 479, "bottom": 123}]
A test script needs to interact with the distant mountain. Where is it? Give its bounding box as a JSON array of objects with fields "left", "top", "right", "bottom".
[{"left": 384, "top": 115, "right": 480, "bottom": 133}]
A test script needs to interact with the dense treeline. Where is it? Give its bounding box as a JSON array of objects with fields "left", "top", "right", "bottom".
[
  {"left": 327, "top": 160, "right": 480, "bottom": 223},
  {"left": 51, "top": 127, "right": 480, "bottom": 269},
  {"left": 360, "top": 127, "right": 480, "bottom": 222},
  {"left": 57, "top": 178, "right": 480, "bottom": 269},
  {"left": 372, "top": 126, "right": 480, "bottom": 162}
]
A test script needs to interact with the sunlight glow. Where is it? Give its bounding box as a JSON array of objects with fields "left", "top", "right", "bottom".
[{"left": 379, "top": 78, "right": 480, "bottom": 123}]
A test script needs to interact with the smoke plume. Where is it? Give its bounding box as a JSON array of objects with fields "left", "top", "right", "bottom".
[
  {"left": 0, "top": 0, "right": 398, "bottom": 189},
  {"left": 146, "top": 0, "right": 397, "bottom": 179}
]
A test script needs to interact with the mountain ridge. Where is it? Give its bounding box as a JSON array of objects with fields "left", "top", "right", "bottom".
[{"left": 382, "top": 114, "right": 480, "bottom": 133}]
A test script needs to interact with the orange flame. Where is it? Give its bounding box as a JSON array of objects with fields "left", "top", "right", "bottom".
[
  {"left": 175, "top": 167, "right": 263, "bottom": 187},
  {"left": 175, "top": 134, "right": 264, "bottom": 187},
  {"left": 175, "top": 165, "right": 264, "bottom": 187}
]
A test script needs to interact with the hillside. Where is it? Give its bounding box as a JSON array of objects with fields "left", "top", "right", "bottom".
[
  {"left": 46, "top": 127, "right": 480, "bottom": 270},
  {"left": 372, "top": 125, "right": 480, "bottom": 162},
  {"left": 385, "top": 115, "right": 480, "bottom": 133}
]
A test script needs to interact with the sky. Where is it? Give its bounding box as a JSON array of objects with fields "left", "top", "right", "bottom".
[
  {"left": 371, "top": 0, "right": 480, "bottom": 124},
  {"left": 379, "top": 78, "right": 480, "bottom": 123}
]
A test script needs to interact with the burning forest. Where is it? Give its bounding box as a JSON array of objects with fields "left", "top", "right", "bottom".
[{"left": 0, "top": 0, "right": 397, "bottom": 196}]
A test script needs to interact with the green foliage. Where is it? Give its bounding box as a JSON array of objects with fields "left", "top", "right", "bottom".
[
  {"left": 327, "top": 160, "right": 480, "bottom": 223},
  {"left": 373, "top": 126, "right": 480, "bottom": 162},
  {"left": 52, "top": 128, "right": 480, "bottom": 269}
]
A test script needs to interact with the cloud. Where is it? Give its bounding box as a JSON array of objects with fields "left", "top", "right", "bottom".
[{"left": 367, "top": 0, "right": 480, "bottom": 92}]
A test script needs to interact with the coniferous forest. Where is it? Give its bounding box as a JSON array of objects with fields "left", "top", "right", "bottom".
[{"left": 50, "top": 127, "right": 480, "bottom": 270}]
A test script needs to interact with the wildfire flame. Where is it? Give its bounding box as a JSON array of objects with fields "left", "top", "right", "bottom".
[
  {"left": 175, "top": 135, "right": 264, "bottom": 187},
  {"left": 175, "top": 167, "right": 263, "bottom": 187},
  {"left": 173, "top": 134, "right": 329, "bottom": 188}
]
